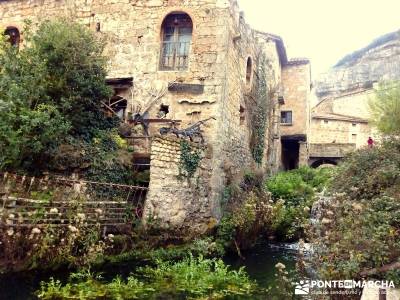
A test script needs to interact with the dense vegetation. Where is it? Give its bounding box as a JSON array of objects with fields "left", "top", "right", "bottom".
[
  {"left": 0, "top": 19, "right": 133, "bottom": 185},
  {"left": 311, "top": 138, "right": 400, "bottom": 284},
  {"left": 266, "top": 166, "right": 333, "bottom": 241},
  {"left": 38, "top": 256, "right": 257, "bottom": 299}
]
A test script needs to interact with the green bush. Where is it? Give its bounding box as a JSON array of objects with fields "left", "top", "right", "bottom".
[
  {"left": 266, "top": 166, "right": 333, "bottom": 204},
  {"left": 331, "top": 138, "right": 400, "bottom": 200},
  {"left": 37, "top": 256, "right": 257, "bottom": 299},
  {"left": 0, "top": 19, "right": 115, "bottom": 171},
  {"left": 312, "top": 139, "right": 400, "bottom": 284},
  {"left": 264, "top": 167, "right": 333, "bottom": 241}
]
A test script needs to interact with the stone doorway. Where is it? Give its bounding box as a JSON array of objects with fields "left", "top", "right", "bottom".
[{"left": 281, "top": 139, "right": 300, "bottom": 170}]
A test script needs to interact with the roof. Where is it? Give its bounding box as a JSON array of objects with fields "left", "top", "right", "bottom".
[
  {"left": 312, "top": 112, "right": 369, "bottom": 123},
  {"left": 255, "top": 31, "right": 288, "bottom": 66},
  {"left": 287, "top": 58, "right": 310, "bottom": 66}
]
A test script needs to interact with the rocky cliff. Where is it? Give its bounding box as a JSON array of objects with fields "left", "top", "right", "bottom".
[{"left": 315, "top": 30, "right": 400, "bottom": 99}]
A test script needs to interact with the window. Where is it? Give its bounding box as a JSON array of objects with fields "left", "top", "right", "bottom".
[
  {"left": 281, "top": 111, "right": 292, "bottom": 124},
  {"left": 4, "top": 26, "right": 20, "bottom": 47},
  {"left": 160, "top": 13, "right": 193, "bottom": 71},
  {"left": 246, "top": 57, "right": 252, "bottom": 85},
  {"left": 351, "top": 134, "right": 357, "bottom": 142}
]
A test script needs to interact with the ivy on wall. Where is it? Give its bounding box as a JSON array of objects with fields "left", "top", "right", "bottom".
[
  {"left": 179, "top": 140, "right": 202, "bottom": 180},
  {"left": 251, "top": 57, "right": 269, "bottom": 165}
]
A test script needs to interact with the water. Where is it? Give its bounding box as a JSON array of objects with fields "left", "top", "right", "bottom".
[
  {"left": 0, "top": 241, "right": 297, "bottom": 299},
  {"left": 224, "top": 240, "right": 297, "bottom": 289},
  {"left": 0, "top": 269, "right": 70, "bottom": 300}
]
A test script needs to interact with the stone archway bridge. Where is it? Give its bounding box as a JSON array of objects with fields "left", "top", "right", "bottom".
[{"left": 308, "top": 143, "right": 356, "bottom": 168}]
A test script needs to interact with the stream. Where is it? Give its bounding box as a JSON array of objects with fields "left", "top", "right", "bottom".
[{"left": 0, "top": 241, "right": 297, "bottom": 300}]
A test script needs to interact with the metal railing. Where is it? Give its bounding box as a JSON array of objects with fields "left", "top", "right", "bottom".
[{"left": 0, "top": 172, "right": 148, "bottom": 228}]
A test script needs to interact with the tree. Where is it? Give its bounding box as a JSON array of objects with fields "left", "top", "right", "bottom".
[
  {"left": 0, "top": 20, "right": 116, "bottom": 170},
  {"left": 369, "top": 81, "right": 400, "bottom": 135}
]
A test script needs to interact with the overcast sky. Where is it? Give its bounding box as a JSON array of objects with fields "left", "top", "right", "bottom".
[{"left": 237, "top": 0, "right": 400, "bottom": 77}]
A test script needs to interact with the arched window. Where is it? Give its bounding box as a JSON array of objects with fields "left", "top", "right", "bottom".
[
  {"left": 160, "top": 13, "right": 193, "bottom": 71},
  {"left": 246, "top": 57, "right": 252, "bottom": 85},
  {"left": 4, "top": 27, "right": 20, "bottom": 47}
]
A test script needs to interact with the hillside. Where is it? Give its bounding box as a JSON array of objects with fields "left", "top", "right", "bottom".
[{"left": 315, "top": 30, "right": 400, "bottom": 99}]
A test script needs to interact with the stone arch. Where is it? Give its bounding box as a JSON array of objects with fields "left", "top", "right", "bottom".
[
  {"left": 159, "top": 12, "right": 193, "bottom": 71},
  {"left": 310, "top": 158, "right": 338, "bottom": 169}
]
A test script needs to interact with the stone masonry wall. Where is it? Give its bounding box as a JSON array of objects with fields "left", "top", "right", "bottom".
[
  {"left": 309, "top": 143, "right": 356, "bottom": 158},
  {"left": 144, "top": 136, "right": 214, "bottom": 233},
  {"left": 311, "top": 89, "right": 377, "bottom": 148},
  {"left": 310, "top": 118, "right": 373, "bottom": 148},
  {"left": 281, "top": 62, "right": 311, "bottom": 138}
]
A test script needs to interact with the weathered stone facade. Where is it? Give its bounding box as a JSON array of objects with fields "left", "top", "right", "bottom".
[
  {"left": 280, "top": 59, "right": 312, "bottom": 169},
  {"left": 145, "top": 136, "right": 214, "bottom": 233},
  {"left": 0, "top": 0, "right": 308, "bottom": 231},
  {"left": 310, "top": 89, "right": 377, "bottom": 149}
]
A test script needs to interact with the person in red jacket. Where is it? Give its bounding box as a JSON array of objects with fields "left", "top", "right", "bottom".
[{"left": 367, "top": 137, "right": 374, "bottom": 147}]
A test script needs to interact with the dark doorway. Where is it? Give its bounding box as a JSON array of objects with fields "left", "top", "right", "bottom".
[{"left": 281, "top": 139, "right": 300, "bottom": 170}]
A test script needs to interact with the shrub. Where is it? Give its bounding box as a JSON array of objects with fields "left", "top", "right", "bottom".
[
  {"left": 312, "top": 139, "right": 400, "bottom": 284},
  {"left": 264, "top": 167, "right": 333, "bottom": 241},
  {"left": 218, "top": 186, "right": 274, "bottom": 251},
  {"left": 266, "top": 166, "right": 333, "bottom": 204},
  {"left": 0, "top": 19, "right": 115, "bottom": 171},
  {"left": 37, "top": 256, "right": 257, "bottom": 299},
  {"left": 331, "top": 138, "right": 400, "bottom": 200}
]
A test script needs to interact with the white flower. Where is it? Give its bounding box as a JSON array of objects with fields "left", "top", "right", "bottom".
[
  {"left": 68, "top": 225, "right": 78, "bottom": 233},
  {"left": 8, "top": 214, "right": 15, "bottom": 219},
  {"left": 7, "top": 228, "right": 14, "bottom": 236},
  {"left": 275, "top": 262, "right": 286, "bottom": 270},
  {"left": 31, "top": 228, "right": 41, "bottom": 235},
  {"left": 77, "top": 213, "right": 86, "bottom": 220},
  {"left": 49, "top": 208, "right": 58, "bottom": 214}
]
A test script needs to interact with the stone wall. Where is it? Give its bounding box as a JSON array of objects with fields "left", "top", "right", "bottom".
[
  {"left": 144, "top": 135, "right": 214, "bottom": 233},
  {"left": 310, "top": 118, "right": 373, "bottom": 148},
  {"left": 311, "top": 89, "right": 377, "bottom": 148},
  {"left": 309, "top": 143, "right": 356, "bottom": 158},
  {"left": 281, "top": 61, "right": 311, "bottom": 138}
]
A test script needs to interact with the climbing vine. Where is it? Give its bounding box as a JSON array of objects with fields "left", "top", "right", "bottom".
[
  {"left": 179, "top": 140, "right": 202, "bottom": 180},
  {"left": 251, "top": 57, "right": 269, "bottom": 165}
]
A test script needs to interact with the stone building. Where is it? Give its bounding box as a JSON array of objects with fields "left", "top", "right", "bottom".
[
  {"left": 0, "top": 0, "right": 309, "bottom": 232},
  {"left": 310, "top": 89, "right": 375, "bottom": 148},
  {"left": 306, "top": 89, "right": 377, "bottom": 167},
  {"left": 280, "top": 59, "right": 312, "bottom": 170}
]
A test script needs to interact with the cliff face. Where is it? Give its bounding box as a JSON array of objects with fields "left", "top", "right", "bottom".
[{"left": 315, "top": 31, "right": 400, "bottom": 99}]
